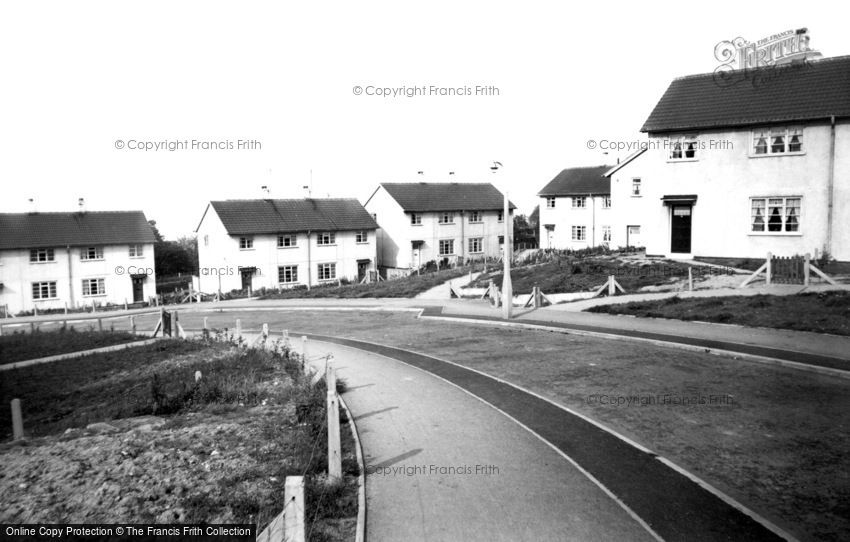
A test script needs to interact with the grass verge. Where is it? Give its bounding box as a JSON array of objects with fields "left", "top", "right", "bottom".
[
  {"left": 0, "top": 326, "right": 141, "bottom": 365},
  {"left": 0, "top": 336, "right": 358, "bottom": 541},
  {"left": 586, "top": 291, "right": 850, "bottom": 336},
  {"left": 259, "top": 267, "right": 471, "bottom": 299}
]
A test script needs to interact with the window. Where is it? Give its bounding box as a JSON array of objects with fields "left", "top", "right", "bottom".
[
  {"left": 571, "top": 226, "right": 586, "bottom": 241},
  {"left": 239, "top": 237, "right": 254, "bottom": 250},
  {"left": 628, "top": 226, "right": 641, "bottom": 235},
  {"left": 317, "top": 232, "right": 336, "bottom": 245},
  {"left": 438, "top": 212, "right": 454, "bottom": 224},
  {"left": 572, "top": 197, "right": 587, "bottom": 208},
  {"left": 631, "top": 179, "right": 641, "bottom": 196},
  {"left": 277, "top": 234, "right": 297, "bottom": 248},
  {"left": 278, "top": 265, "right": 298, "bottom": 284},
  {"left": 32, "top": 281, "right": 57, "bottom": 300},
  {"left": 602, "top": 196, "right": 611, "bottom": 209},
  {"left": 411, "top": 213, "right": 422, "bottom": 225},
  {"left": 439, "top": 239, "right": 454, "bottom": 255},
  {"left": 317, "top": 263, "right": 336, "bottom": 281},
  {"left": 81, "top": 247, "right": 103, "bottom": 260},
  {"left": 753, "top": 127, "right": 803, "bottom": 155},
  {"left": 498, "top": 235, "right": 505, "bottom": 245},
  {"left": 82, "top": 278, "right": 106, "bottom": 296},
  {"left": 498, "top": 211, "right": 504, "bottom": 222},
  {"left": 669, "top": 136, "right": 698, "bottom": 160},
  {"left": 602, "top": 226, "right": 612, "bottom": 243},
  {"left": 546, "top": 197, "right": 556, "bottom": 209},
  {"left": 469, "top": 211, "right": 482, "bottom": 223},
  {"left": 30, "top": 248, "right": 55, "bottom": 262},
  {"left": 129, "top": 244, "right": 144, "bottom": 257},
  {"left": 750, "top": 197, "right": 801, "bottom": 233},
  {"left": 355, "top": 231, "right": 368, "bottom": 243},
  {"left": 468, "top": 237, "right": 483, "bottom": 253}
]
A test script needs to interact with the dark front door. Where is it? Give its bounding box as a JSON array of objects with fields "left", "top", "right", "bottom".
[
  {"left": 670, "top": 205, "right": 692, "bottom": 253},
  {"left": 131, "top": 277, "right": 144, "bottom": 303},
  {"left": 357, "top": 260, "right": 370, "bottom": 283},
  {"left": 241, "top": 270, "right": 253, "bottom": 292}
]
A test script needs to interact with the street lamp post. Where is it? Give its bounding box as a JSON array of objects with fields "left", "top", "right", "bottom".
[{"left": 492, "top": 161, "right": 512, "bottom": 319}]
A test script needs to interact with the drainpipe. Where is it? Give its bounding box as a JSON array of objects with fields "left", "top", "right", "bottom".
[
  {"left": 592, "top": 196, "right": 596, "bottom": 247},
  {"left": 66, "top": 246, "right": 75, "bottom": 308},
  {"left": 459, "top": 210, "right": 465, "bottom": 265},
  {"left": 306, "top": 231, "right": 312, "bottom": 290},
  {"left": 826, "top": 115, "right": 836, "bottom": 257}
]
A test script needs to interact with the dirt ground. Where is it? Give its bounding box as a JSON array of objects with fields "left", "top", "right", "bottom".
[{"left": 156, "top": 309, "right": 850, "bottom": 542}]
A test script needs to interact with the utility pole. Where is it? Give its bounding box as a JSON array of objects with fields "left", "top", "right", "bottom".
[{"left": 492, "top": 161, "right": 512, "bottom": 319}]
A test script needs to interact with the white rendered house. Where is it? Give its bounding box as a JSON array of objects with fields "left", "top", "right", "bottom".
[
  {"left": 195, "top": 198, "right": 378, "bottom": 293},
  {"left": 537, "top": 166, "right": 613, "bottom": 250},
  {"left": 0, "top": 211, "right": 157, "bottom": 315}
]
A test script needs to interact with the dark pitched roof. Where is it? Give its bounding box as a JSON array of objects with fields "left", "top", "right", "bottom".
[
  {"left": 376, "top": 182, "right": 515, "bottom": 212},
  {"left": 0, "top": 211, "right": 155, "bottom": 250},
  {"left": 206, "top": 199, "right": 378, "bottom": 235},
  {"left": 642, "top": 55, "right": 850, "bottom": 133},
  {"left": 537, "top": 166, "right": 611, "bottom": 196}
]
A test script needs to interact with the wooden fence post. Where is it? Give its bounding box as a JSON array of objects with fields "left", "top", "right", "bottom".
[
  {"left": 327, "top": 365, "right": 342, "bottom": 482},
  {"left": 284, "top": 476, "right": 306, "bottom": 542},
  {"left": 235, "top": 319, "right": 242, "bottom": 339},
  {"left": 124, "top": 299, "right": 128, "bottom": 311},
  {"left": 11, "top": 399, "right": 23, "bottom": 440},
  {"left": 688, "top": 267, "right": 693, "bottom": 292},
  {"left": 203, "top": 317, "right": 208, "bottom": 331},
  {"left": 130, "top": 315, "right": 136, "bottom": 334},
  {"left": 262, "top": 323, "right": 269, "bottom": 339},
  {"left": 97, "top": 318, "right": 103, "bottom": 332},
  {"left": 804, "top": 253, "right": 811, "bottom": 286},
  {"left": 608, "top": 275, "right": 616, "bottom": 296},
  {"left": 301, "top": 336, "right": 308, "bottom": 365},
  {"left": 765, "top": 252, "right": 772, "bottom": 286}
]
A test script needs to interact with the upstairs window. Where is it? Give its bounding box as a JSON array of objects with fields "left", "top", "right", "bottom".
[
  {"left": 438, "top": 212, "right": 454, "bottom": 224},
  {"left": 355, "top": 231, "right": 368, "bottom": 243},
  {"left": 669, "top": 136, "right": 698, "bottom": 160},
  {"left": 239, "top": 237, "right": 254, "bottom": 250},
  {"left": 317, "top": 232, "right": 336, "bottom": 245},
  {"left": 751, "top": 196, "right": 801, "bottom": 233},
  {"left": 411, "top": 213, "right": 422, "bottom": 225},
  {"left": 497, "top": 211, "right": 504, "bottom": 222},
  {"left": 572, "top": 197, "right": 587, "bottom": 208},
  {"left": 753, "top": 127, "right": 803, "bottom": 155},
  {"left": 546, "top": 197, "right": 556, "bottom": 208},
  {"left": 468, "top": 211, "right": 482, "bottom": 223},
  {"left": 81, "top": 247, "right": 104, "bottom": 260},
  {"left": 277, "top": 234, "right": 297, "bottom": 248},
  {"left": 632, "top": 179, "right": 642, "bottom": 197},
  {"left": 30, "top": 248, "right": 55, "bottom": 262},
  {"left": 129, "top": 244, "right": 144, "bottom": 257},
  {"left": 602, "top": 196, "right": 612, "bottom": 209}
]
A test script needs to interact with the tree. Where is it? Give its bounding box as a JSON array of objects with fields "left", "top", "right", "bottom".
[
  {"left": 529, "top": 205, "right": 539, "bottom": 233},
  {"left": 148, "top": 219, "right": 198, "bottom": 276}
]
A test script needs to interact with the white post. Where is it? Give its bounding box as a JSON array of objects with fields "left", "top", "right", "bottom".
[
  {"left": 195, "top": 370, "right": 202, "bottom": 382},
  {"left": 688, "top": 267, "right": 693, "bottom": 292},
  {"left": 804, "top": 253, "right": 811, "bottom": 286},
  {"left": 235, "top": 318, "right": 242, "bottom": 339},
  {"left": 327, "top": 366, "right": 342, "bottom": 482},
  {"left": 130, "top": 315, "right": 136, "bottom": 334},
  {"left": 608, "top": 275, "right": 616, "bottom": 296},
  {"left": 284, "top": 476, "right": 306, "bottom": 542},
  {"left": 502, "top": 189, "right": 513, "bottom": 319},
  {"left": 203, "top": 317, "right": 208, "bottom": 331},
  {"left": 262, "top": 323, "right": 269, "bottom": 338},
  {"left": 11, "top": 399, "right": 23, "bottom": 440},
  {"left": 766, "top": 252, "right": 772, "bottom": 285},
  {"left": 64, "top": 302, "right": 68, "bottom": 315},
  {"left": 124, "top": 298, "right": 128, "bottom": 310}
]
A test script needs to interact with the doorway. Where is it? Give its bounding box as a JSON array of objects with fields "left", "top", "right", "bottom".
[
  {"left": 670, "top": 205, "right": 692, "bottom": 253},
  {"left": 131, "top": 276, "right": 144, "bottom": 303}
]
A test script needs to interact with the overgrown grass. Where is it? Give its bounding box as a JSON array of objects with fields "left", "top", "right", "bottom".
[
  {"left": 259, "top": 267, "right": 472, "bottom": 299},
  {"left": 0, "top": 326, "right": 141, "bottom": 365},
  {"left": 468, "top": 257, "right": 720, "bottom": 294},
  {"left": 586, "top": 291, "right": 850, "bottom": 335}
]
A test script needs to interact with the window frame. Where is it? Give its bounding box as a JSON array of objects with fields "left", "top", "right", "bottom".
[
  {"left": 602, "top": 225, "right": 612, "bottom": 243},
  {"left": 317, "top": 232, "right": 336, "bottom": 246},
  {"left": 317, "top": 262, "right": 337, "bottom": 281},
  {"left": 239, "top": 237, "right": 254, "bottom": 250},
  {"left": 602, "top": 196, "right": 612, "bottom": 209},
  {"left": 545, "top": 197, "right": 556, "bottom": 209},
  {"left": 750, "top": 127, "right": 804, "bottom": 157},
  {"left": 355, "top": 231, "right": 368, "bottom": 244},
  {"left": 468, "top": 211, "right": 483, "bottom": 223},
  {"left": 571, "top": 196, "right": 587, "bottom": 209},
  {"left": 631, "top": 178, "right": 642, "bottom": 197},
  {"left": 667, "top": 135, "right": 700, "bottom": 162},
  {"left": 32, "top": 281, "right": 58, "bottom": 300},
  {"left": 80, "top": 246, "right": 104, "bottom": 261},
  {"left": 128, "top": 244, "right": 144, "bottom": 258},
  {"left": 468, "top": 237, "right": 483, "bottom": 254},
  {"left": 278, "top": 265, "right": 298, "bottom": 284},
  {"left": 82, "top": 277, "right": 106, "bottom": 297},
  {"left": 30, "top": 248, "right": 55, "bottom": 263},
  {"left": 410, "top": 213, "right": 422, "bottom": 225},
  {"left": 749, "top": 196, "right": 803, "bottom": 235},
  {"left": 438, "top": 239, "right": 455, "bottom": 256},
  {"left": 438, "top": 212, "right": 454, "bottom": 225},
  {"left": 277, "top": 234, "right": 297, "bottom": 248},
  {"left": 571, "top": 225, "right": 587, "bottom": 242}
]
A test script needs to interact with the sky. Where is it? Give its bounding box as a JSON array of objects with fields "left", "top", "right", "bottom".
[{"left": 1, "top": 1, "right": 847, "bottom": 239}]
